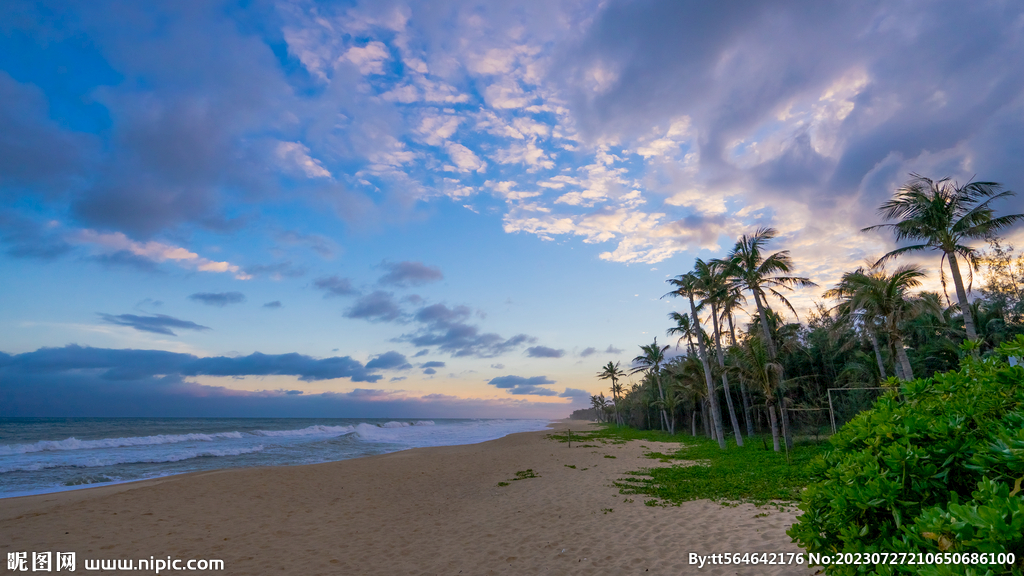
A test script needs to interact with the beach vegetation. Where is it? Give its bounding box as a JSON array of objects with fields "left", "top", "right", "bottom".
[
  {"left": 788, "top": 336, "right": 1024, "bottom": 576},
  {"left": 614, "top": 433, "right": 825, "bottom": 506},
  {"left": 580, "top": 173, "right": 1023, "bottom": 570}
]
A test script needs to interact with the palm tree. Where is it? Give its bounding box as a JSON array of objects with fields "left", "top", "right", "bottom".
[
  {"left": 723, "top": 227, "right": 817, "bottom": 450},
  {"left": 731, "top": 335, "right": 783, "bottom": 451},
  {"left": 631, "top": 339, "right": 670, "bottom": 431},
  {"left": 666, "top": 271, "right": 727, "bottom": 449},
  {"left": 692, "top": 258, "right": 744, "bottom": 446},
  {"left": 652, "top": 386, "right": 681, "bottom": 435},
  {"left": 863, "top": 174, "right": 1022, "bottom": 343},
  {"left": 713, "top": 277, "right": 755, "bottom": 436},
  {"left": 597, "top": 361, "right": 626, "bottom": 425},
  {"left": 590, "top": 393, "right": 608, "bottom": 422},
  {"left": 666, "top": 311, "right": 697, "bottom": 356},
  {"left": 823, "top": 263, "right": 939, "bottom": 380}
]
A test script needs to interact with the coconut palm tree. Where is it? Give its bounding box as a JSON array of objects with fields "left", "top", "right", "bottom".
[
  {"left": 712, "top": 275, "right": 755, "bottom": 436},
  {"left": 723, "top": 228, "right": 817, "bottom": 450},
  {"left": 692, "top": 258, "right": 744, "bottom": 446},
  {"left": 823, "top": 263, "right": 939, "bottom": 380},
  {"left": 597, "top": 361, "right": 626, "bottom": 425},
  {"left": 863, "top": 174, "right": 1022, "bottom": 343},
  {"left": 666, "top": 271, "right": 727, "bottom": 449},
  {"left": 631, "top": 339, "right": 671, "bottom": 431},
  {"left": 667, "top": 311, "right": 697, "bottom": 356},
  {"left": 731, "top": 335, "right": 783, "bottom": 451},
  {"left": 652, "top": 386, "right": 681, "bottom": 435}
]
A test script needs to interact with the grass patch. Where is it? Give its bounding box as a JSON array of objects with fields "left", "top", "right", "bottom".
[
  {"left": 497, "top": 469, "right": 541, "bottom": 487},
  {"left": 562, "top": 424, "right": 827, "bottom": 505},
  {"left": 512, "top": 469, "right": 539, "bottom": 480},
  {"left": 564, "top": 464, "right": 576, "bottom": 469},
  {"left": 604, "top": 455, "right": 616, "bottom": 459},
  {"left": 618, "top": 436, "right": 826, "bottom": 505}
]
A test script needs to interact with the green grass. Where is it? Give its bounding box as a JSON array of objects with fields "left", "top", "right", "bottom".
[
  {"left": 621, "top": 437, "right": 825, "bottom": 505},
  {"left": 554, "top": 424, "right": 827, "bottom": 506}
]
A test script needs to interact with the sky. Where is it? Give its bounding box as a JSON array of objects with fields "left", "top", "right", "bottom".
[{"left": 2, "top": 0, "right": 1024, "bottom": 418}]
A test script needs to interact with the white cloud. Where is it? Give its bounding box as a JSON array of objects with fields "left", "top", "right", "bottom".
[
  {"left": 342, "top": 41, "right": 391, "bottom": 75},
  {"left": 276, "top": 141, "right": 332, "bottom": 179},
  {"left": 416, "top": 114, "right": 462, "bottom": 146},
  {"left": 493, "top": 140, "right": 554, "bottom": 170},
  {"left": 74, "top": 230, "right": 251, "bottom": 279},
  {"left": 444, "top": 142, "right": 487, "bottom": 173}
]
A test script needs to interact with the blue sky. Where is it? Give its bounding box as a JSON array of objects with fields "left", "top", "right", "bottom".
[{"left": 3, "top": 0, "right": 1024, "bottom": 418}]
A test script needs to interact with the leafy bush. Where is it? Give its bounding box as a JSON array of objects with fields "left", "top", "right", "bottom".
[{"left": 788, "top": 336, "right": 1024, "bottom": 575}]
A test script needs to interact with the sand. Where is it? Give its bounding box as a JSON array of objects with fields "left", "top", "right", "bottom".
[{"left": 1, "top": 422, "right": 815, "bottom": 575}]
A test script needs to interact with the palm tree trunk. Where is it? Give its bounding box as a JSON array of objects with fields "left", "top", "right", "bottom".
[
  {"left": 689, "top": 293, "right": 727, "bottom": 449},
  {"left": 711, "top": 305, "right": 743, "bottom": 446},
  {"left": 893, "top": 334, "right": 914, "bottom": 380},
  {"left": 727, "top": 313, "right": 755, "bottom": 437},
  {"left": 753, "top": 290, "right": 793, "bottom": 450},
  {"left": 767, "top": 402, "right": 781, "bottom": 452},
  {"left": 691, "top": 407, "right": 697, "bottom": 436},
  {"left": 653, "top": 374, "right": 669, "bottom": 432},
  {"left": 867, "top": 329, "right": 887, "bottom": 380},
  {"left": 947, "top": 252, "right": 979, "bottom": 342},
  {"left": 752, "top": 290, "right": 778, "bottom": 359}
]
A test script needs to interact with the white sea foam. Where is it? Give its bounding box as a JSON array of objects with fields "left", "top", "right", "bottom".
[
  {"left": 250, "top": 425, "right": 355, "bottom": 438},
  {"left": 0, "top": 432, "right": 245, "bottom": 455},
  {"left": 0, "top": 445, "right": 265, "bottom": 474}
]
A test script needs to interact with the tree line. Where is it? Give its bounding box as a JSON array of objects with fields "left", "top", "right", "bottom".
[{"left": 590, "top": 174, "right": 1024, "bottom": 451}]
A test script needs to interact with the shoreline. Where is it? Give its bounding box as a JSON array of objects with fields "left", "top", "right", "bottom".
[
  {"left": 0, "top": 417, "right": 555, "bottom": 501},
  {"left": 1, "top": 420, "right": 814, "bottom": 575}
]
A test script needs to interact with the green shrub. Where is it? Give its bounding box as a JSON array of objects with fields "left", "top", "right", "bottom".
[{"left": 788, "top": 336, "right": 1024, "bottom": 575}]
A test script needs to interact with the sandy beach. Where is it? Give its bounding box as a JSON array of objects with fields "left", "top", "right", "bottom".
[{"left": 1, "top": 421, "right": 814, "bottom": 575}]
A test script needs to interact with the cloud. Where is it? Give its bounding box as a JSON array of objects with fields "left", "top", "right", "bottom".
[
  {"left": 365, "top": 351, "right": 412, "bottom": 371},
  {"left": 414, "top": 303, "right": 471, "bottom": 327},
  {"left": 420, "top": 361, "right": 445, "bottom": 368},
  {"left": 423, "top": 368, "right": 436, "bottom": 375},
  {"left": 243, "top": 262, "right": 306, "bottom": 280},
  {"left": 0, "top": 212, "right": 73, "bottom": 259},
  {"left": 98, "top": 313, "right": 211, "bottom": 336},
  {"left": 377, "top": 261, "right": 444, "bottom": 287},
  {"left": 263, "top": 301, "right": 283, "bottom": 309},
  {"left": 314, "top": 276, "right": 357, "bottom": 297},
  {"left": 487, "top": 375, "right": 558, "bottom": 396},
  {"left": 558, "top": 388, "right": 592, "bottom": 401},
  {"left": 73, "top": 230, "right": 251, "bottom": 278},
  {"left": 605, "top": 345, "right": 624, "bottom": 354},
  {"left": 490, "top": 363, "right": 505, "bottom": 369},
  {"left": 344, "top": 291, "right": 402, "bottom": 322},
  {"left": 0, "top": 344, "right": 381, "bottom": 383},
  {"left": 526, "top": 345, "right": 565, "bottom": 358},
  {"left": 188, "top": 292, "right": 246, "bottom": 307},
  {"left": 579, "top": 347, "right": 597, "bottom": 357}
]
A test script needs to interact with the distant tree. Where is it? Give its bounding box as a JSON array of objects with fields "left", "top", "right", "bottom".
[
  {"left": 631, "top": 339, "right": 671, "bottom": 431},
  {"left": 666, "top": 271, "right": 726, "bottom": 449},
  {"left": 597, "top": 361, "right": 626, "bottom": 425}
]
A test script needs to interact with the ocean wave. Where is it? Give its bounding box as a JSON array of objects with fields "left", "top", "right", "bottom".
[
  {"left": 0, "top": 445, "right": 265, "bottom": 474},
  {"left": 250, "top": 424, "right": 355, "bottom": 437},
  {"left": 0, "top": 432, "right": 245, "bottom": 455}
]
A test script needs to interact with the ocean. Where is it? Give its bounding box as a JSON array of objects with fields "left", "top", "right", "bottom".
[{"left": 0, "top": 417, "right": 554, "bottom": 499}]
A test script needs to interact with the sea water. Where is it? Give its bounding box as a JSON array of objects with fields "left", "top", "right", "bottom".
[{"left": 0, "top": 417, "right": 553, "bottom": 498}]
